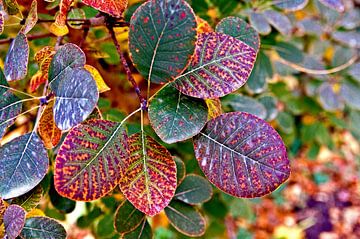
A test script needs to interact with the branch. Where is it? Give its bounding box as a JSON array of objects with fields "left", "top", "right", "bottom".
[{"left": 0, "top": 33, "right": 52, "bottom": 45}]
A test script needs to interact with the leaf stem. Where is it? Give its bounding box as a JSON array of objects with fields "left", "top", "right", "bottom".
[
  {"left": 0, "top": 33, "right": 52, "bottom": 45},
  {"left": 119, "top": 107, "right": 142, "bottom": 127}
]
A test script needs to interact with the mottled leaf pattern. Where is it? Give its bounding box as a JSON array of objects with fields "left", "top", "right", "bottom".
[
  {"left": 55, "top": 119, "right": 128, "bottom": 201},
  {"left": 119, "top": 133, "right": 177, "bottom": 216},
  {"left": 193, "top": 112, "right": 290, "bottom": 198},
  {"left": 174, "top": 32, "right": 257, "bottom": 99},
  {"left": 20, "top": 0, "right": 38, "bottom": 34},
  {"left": 53, "top": 68, "right": 99, "bottom": 130},
  {"left": 30, "top": 46, "right": 55, "bottom": 92},
  {"left": 114, "top": 200, "right": 145, "bottom": 234},
  {"left": 129, "top": 0, "right": 197, "bottom": 84},
  {"left": 4, "top": 33, "right": 29, "bottom": 81},
  {"left": 263, "top": 10, "right": 292, "bottom": 36},
  {"left": 20, "top": 216, "right": 67, "bottom": 239},
  {"left": 12, "top": 185, "right": 42, "bottom": 212},
  {"left": 82, "top": 0, "right": 127, "bottom": 18},
  {"left": 216, "top": 16, "right": 260, "bottom": 51},
  {"left": 3, "top": 205, "right": 25, "bottom": 239},
  {"left": 0, "top": 133, "right": 49, "bottom": 199},
  {"left": 39, "top": 101, "right": 62, "bottom": 149},
  {"left": 274, "top": 0, "right": 309, "bottom": 11},
  {"left": 319, "top": 0, "right": 344, "bottom": 12},
  {"left": 149, "top": 85, "right": 207, "bottom": 144},
  {"left": 175, "top": 175, "right": 212, "bottom": 204}
]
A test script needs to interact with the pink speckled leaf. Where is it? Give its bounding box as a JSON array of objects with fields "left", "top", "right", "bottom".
[
  {"left": 119, "top": 133, "right": 177, "bottom": 216},
  {"left": 82, "top": 0, "right": 127, "bottom": 18},
  {"left": 129, "top": 0, "right": 197, "bottom": 84},
  {"left": 54, "top": 119, "right": 129, "bottom": 201},
  {"left": 3, "top": 205, "right": 26, "bottom": 239},
  {"left": 193, "top": 112, "right": 290, "bottom": 198},
  {"left": 174, "top": 32, "right": 257, "bottom": 99}
]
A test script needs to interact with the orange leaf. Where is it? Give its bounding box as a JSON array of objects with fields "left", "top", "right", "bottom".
[
  {"left": 50, "top": 0, "right": 73, "bottom": 36},
  {"left": 196, "top": 16, "right": 213, "bottom": 34},
  {"left": 82, "top": 0, "right": 128, "bottom": 18},
  {"left": 38, "top": 101, "right": 62, "bottom": 149}
]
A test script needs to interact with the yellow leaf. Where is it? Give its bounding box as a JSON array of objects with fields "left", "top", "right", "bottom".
[
  {"left": 85, "top": 65, "right": 110, "bottom": 93},
  {"left": 196, "top": 16, "right": 213, "bottom": 34},
  {"left": 274, "top": 225, "right": 304, "bottom": 239},
  {"left": 0, "top": 223, "right": 4, "bottom": 238},
  {"left": 26, "top": 208, "right": 45, "bottom": 218},
  {"left": 205, "top": 98, "right": 222, "bottom": 120},
  {"left": 50, "top": 21, "right": 69, "bottom": 37}
]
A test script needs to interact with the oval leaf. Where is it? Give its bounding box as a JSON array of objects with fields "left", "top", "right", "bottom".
[
  {"left": 319, "top": 0, "right": 344, "bottom": 12},
  {"left": 0, "top": 133, "right": 49, "bottom": 199},
  {"left": 274, "top": 0, "right": 309, "bottom": 11},
  {"left": 149, "top": 85, "right": 208, "bottom": 144},
  {"left": 249, "top": 12, "right": 271, "bottom": 35},
  {"left": 263, "top": 10, "right": 292, "bottom": 36},
  {"left": 84, "top": 65, "right": 110, "bottom": 93},
  {"left": 222, "top": 94, "right": 267, "bottom": 119},
  {"left": 340, "top": 82, "right": 360, "bottom": 110},
  {"left": 4, "top": 33, "right": 29, "bottom": 81},
  {"left": 20, "top": 0, "right": 38, "bottom": 34},
  {"left": 82, "top": 0, "right": 127, "bottom": 18},
  {"left": 175, "top": 174, "right": 212, "bottom": 204},
  {"left": 55, "top": 119, "right": 129, "bottom": 201},
  {"left": 114, "top": 200, "right": 145, "bottom": 234},
  {"left": 119, "top": 133, "right": 177, "bottom": 216},
  {"left": 39, "top": 101, "right": 62, "bottom": 149},
  {"left": 174, "top": 32, "right": 257, "bottom": 99},
  {"left": 123, "top": 219, "right": 152, "bottom": 239},
  {"left": 215, "top": 16, "right": 260, "bottom": 52},
  {"left": 246, "top": 51, "right": 272, "bottom": 94},
  {"left": 20, "top": 216, "right": 66, "bottom": 239},
  {"left": 164, "top": 200, "right": 206, "bottom": 237},
  {"left": 193, "top": 112, "right": 290, "bottom": 198},
  {"left": 4, "top": 205, "right": 26, "bottom": 239},
  {"left": 12, "top": 185, "right": 43, "bottom": 212},
  {"left": 129, "top": 0, "right": 197, "bottom": 84},
  {"left": 53, "top": 68, "right": 99, "bottom": 130}
]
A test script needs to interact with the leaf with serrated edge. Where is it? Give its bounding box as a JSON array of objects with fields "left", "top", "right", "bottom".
[
  {"left": 39, "top": 101, "right": 62, "bottom": 149},
  {"left": 174, "top": 32, "right": 257, "bottom": 99},
  {"left": 0, "top": 133, "right": 49, "bottom": 200},
  {"left": 165, "top": 200, "right": 206, "bottom": 237},
  {"left": 114, "top": 200, "right": 145, "bottom": 234},
  {"left": 119, "top": 133, "right": 177, "bottom": 216},
  {"left": 4, "top": 33, "right": 29, "bottom": 81},
  {"left": 20, "top": 216, "right": 66, "bottom": 239},
  {"left": 149, "top": 84, "right": 208, "bottom": 144},
  {"left": 4, "top": 205, "right": 26, "bottom": 239},
  {"left": 12, "top": 185, "right": 42, "bottom": 212},
  {"left": 55, "top": 119, "right": 128, "bottom": 201},
  {"left": 123, "top": 218, "right": 152, "bottom": 239},
  {"left": 20, "top": 0, "right": 38, "bottom": 34},
  {"left": 82, "top": 0, "right": 127, "bottom": 18},
  {"left": 129, "top": 0, "right": 197, "bottom": 84},
  {"left": 193, "top": 112, "right": 290, "bottom": 198},
  {"left": 175, "top": 174, "right": 212, "bottom": 204}
]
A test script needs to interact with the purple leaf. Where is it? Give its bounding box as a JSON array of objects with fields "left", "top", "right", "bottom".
[
  {"left": 249, "top": 12, "right": 271, "bottom": 35},
  {"left": 319, "top": 0, "right": 344, "bottom": 12},
  {"left": 263, "top": 10, "right": 292, "bottom": 36},
  {"left": 3, "top": 205, "right": 26, "bottom": 239}
]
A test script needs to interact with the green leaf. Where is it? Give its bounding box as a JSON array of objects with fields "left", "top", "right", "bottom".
[
  {"left": 193, "top": 112, "right": 290, "bottom": 198},
  {"left": 164, "top": 200, "right": 206, "bottom": 237},
  {"left": 274, "top": 0, "right": 308, "bottom": 11},
  {"left": 123, "top": 219, "right": 152, "bottom": 239},
  {"left": 0, "top": 133, "right": 49, "bottom": 200},
  {"left": 174, "top": 32, "right": 257, "bottom": 99},
  {"left": 129, "top": 0, "right": 197, "bottom": 84},
  {"left": 263, "top": 10, "right": 292, "bottom": 36},
  {"left": 119, "top": 133, "right": 177, "bottom": 216},
  {"left": 0, "top": 68, "right": 22, "bottom": 139},
  {"left": 3, "top": 0, "right": 20, "bottom": 15},
  {"left": 67, "top": 8, "right": 86, "bottom": 30},
  {"left": 246, "top": 51, "right": 272, "bottom": 94},
  {"left": 174, "top": 174, "right": 212, "bottom": 204},
  {"left": 3, "top": 205, "right": 26, "bottom": 239},
  {"left": 12, "top": 185, "right": 43, "bottom": 212},
  {"left": 258, "top": 95, "right": 278, "bottom": 121},
  {"left": 222, "top": 94, "right": 267, "bottom": 119},
  {"left": 274, "top": 42, "right": 304, "bottom": 63},
  {"left": 49, "top": 176, "right": 75, "bottom": 214},
  {"left": 174, "top": 156, "right": 186, "bottom": 185},
  {"left": 341, "top": 81, "right": 360, "bottom": 110},
  {"left": 20, "top": 216, "right": 67, "bottom": 239},
  {"left": 114, "top": 200, "right": 145, "bottom": 234},
  {"left": 53, "top": 68, "right": 99, "bottom": 130},
  {"left": 276, "top": 112, "right": 295, "bottom": 134},
  {"left": 249, "top": 12, "right": 271, "bottom": 35},
  {"left": 96, "top": 214, "right": 117, "bottom": 238},
  {"left": 4, "top": 33, "right": 29, "bottom": 81},
  {"left": 215, "top": 16, "right": 260, "bottom": 51},
  {"left": 54, "top": 119, "right": 128, "bottom": 201},
  {"left": 148, "top": 85, "right": 208, "bottom": 144}
]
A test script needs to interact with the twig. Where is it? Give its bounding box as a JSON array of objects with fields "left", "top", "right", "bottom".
[{"left": 0, "top": 33, "right": 52, "bottom": 45}]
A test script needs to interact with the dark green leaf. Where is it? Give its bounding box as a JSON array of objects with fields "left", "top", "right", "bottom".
[
  {"left": 258, "top": 95, "right": 278, "bottom": 121},
  {"left": 276, "top": 112, "right": 295, "bottom": 134},
  {"left": 123, "top": 219, "right": 152, "bottom": 239},
  {"left": 175, "top": 174, "right": 212, "bottom": 204},
  {"left": 114, "top": 200, "right": 145, "bottom": 234},
  {"left": 49, "top": 176, "right": 75, "bottom": 214},
  {"left": 274, "top": 42, "right": 304, "bottom": 63},
  {"left": 174, "top": 156, "right": 186, "bottom": 185},
  {"left": 20, "top": 216, "right": 67, "bottom": 239},
  {"left": 246, "top": 51, "right": 272, "bottom": 94}
]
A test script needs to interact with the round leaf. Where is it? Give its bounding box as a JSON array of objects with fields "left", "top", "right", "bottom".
[
  {"left": 149, "top": 85, "right": 208, "bottom": 144},
  {"left": 129, "top": 0, "right": 197, "bottom": 84},
  {"left": 12, "top": 185, "right": 43, "bottom": 212},
  {"left": 175, "top": 174, "right": 212, "bottom": 204},
  {"left": 20, "top": 216, "right": 66, "bottom": 239},
  {"left": 114, "top": 200, "right": 145, "bottom": 234},
  {"left": 119, "top": 133, "right": 177, "bottom": 216},
  {"left": 3, "top": 205, "right": 26, "bottom": 239},
  {"left": 82, "top": 0, "right": 128, "bottom": 18},
  {"left": 193, "top": 112, "right": 290, "bottom": 198},
  {"left": 0, "top": 133, "right": 49, "bottom": 200},
  {"left": 174, "top": 32, "right": 257, "bottom": 99},
  {"left": 55, "top": 119, "right": 129, "bottom": 201}
]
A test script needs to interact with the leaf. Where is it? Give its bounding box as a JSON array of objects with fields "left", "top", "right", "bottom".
[
  {"left": 20, "top": 216, "right": 67, "bottom": 239},
  {"left": 30, "top": 47, "right": 56, "bottom": 92},
  {"left": 67, "top": 8, "right": 85, "bottom": 30},
  {"left": 48, "top": 43, "right": 86, "bottom": 92},
  {"left": 82, "top": 0, "right": 127, "bottom": 18},
  {"left": 53, "top": 68, "right": 99, "bottom": 130},
  {"left": 340, "top": 82, "right": 360, "bottom": 110},
  {"left": 50, "top": 0, "right": 72, "bottom": 36},
  {"left": 193, "top": 112, "right": 290, "bottom": 198},
  {"left": 174, "top": 156, "right": 186, "bottom": 185},
  {"left": 222, "top": 94, "right": 267, "bottom": 119},
  {"left": 249, "top": 12, "right": 271, "bottom": 35},
  {"left": 258, "top": 95, "right": 279, "bottom": 121},
  {"left": 348, "top": 62, "right": 360, "bottom": 83},
  {"left": 263, "top": 10, "right": 292, "bottom": 36},
  {"left": 196, "top": 16, "right": 213, "bottom": 34},
  {"left": 119, "top": 133, "right": 177, "bottom": 216},
  {"left": 164, "top": 200, "right": 206, "bottom": 237},
  {"left": 3, "top": 205, "right": 26, "bottom": 239},
  {"left": 39, "top": 101, "right": 62, "bottom": 149},
  {"left": 49, "top": 176, "right": 76, "bottom": 213},
  {"left": 246, "top": 51, "right": 272, "bottom": 94},
  {"left": 174, "top": 174, "right": 212, "bottom": 204},
  {"left": 332, "top": 31, "right": 360, "bottom": 48},
  {"left": 3, "top": 0, "right": 20, "bottom": 15},
  {"left": 0, "top": 133, "right": 49, "bottom": 200},
  {"left": 216, "top": 16, "right": 260, "bottom": 52},
  {"left": 84, "top": 65, "right": 110, "bottom": 93},
  {"left": 12, "top": 185, "right": 42, "bottom": 212},
  {"left": 54, "top": 119, "right": 129, "bottom": 201},
  {"left": 4, "top": 33, "right": 29, "bottom": 81},
  {"left": 318, "top": 82, "right": 344, "bottom": 111},
  {"left": 205, "top": 98, "right": 222, "bottom": 120},
  {"left": 276, "top": 112, "right": 295, "bottom": 134},
  {"left": 340, "top": 9, "right": 360, "bottom": 30},
  {"left": 274, "top": 42, "right": 304, "bottom": 63},
  {"left": 274, "top": 0, "right": 309, "bottom": 11},
  {"left": 114, "top": 200, "right": 145, "bottom": 234},
  {"left": 174, "top": 32, "right": 257, "bottom": 99},
  {"left": 20, "top": 0, "right": 38, "bottom": 34},
  {"left": 122, "top": 219, "right": 152, "bottom": 239},
  {"left": 0, "top": 68, "right": 22, "bottom": 139},
  {"left": 129, "top": 0, "right": 197, "bottom": 84},
  {"left": 0, "top": 198, "right": 6, "bottom": 225},
  {"left": 148, "top": 84, "right": 208, "bottom": 144},
  {"left": 319, "top": 0, "right": 344, "bottom": 12}
]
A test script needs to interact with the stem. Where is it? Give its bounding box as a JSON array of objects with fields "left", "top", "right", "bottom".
[
  {"left": 1, "top": 97, "right": 41, "bottom": 113},
  {"left": 79, "top": 26, "right": 89, "bottom": 48},
  {"left": 119, "top": 107, "right": 142, "bottom": 127},
  {"left": 0, "top": 33, "right": 52, "bottom": 45},
  {"left": 107, "top": 26, "right": 147, "bottom": 110}
]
